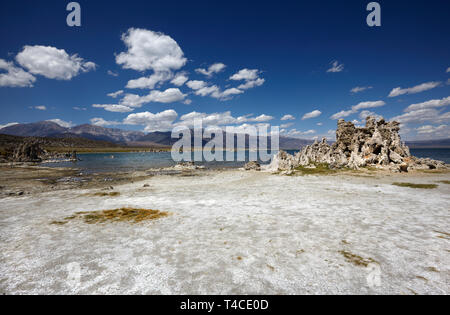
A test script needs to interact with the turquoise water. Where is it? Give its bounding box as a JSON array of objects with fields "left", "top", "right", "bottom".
[{"left": 44, "top": 149, "right": 450, "bottom": 173}]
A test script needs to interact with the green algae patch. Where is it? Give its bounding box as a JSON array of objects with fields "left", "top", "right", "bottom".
[
  {"left": 91, "top": 192, "right": 121, "bottom": 197},
  {"left": 50, "top": 221, "right": 68, "bottom": 226},
  {"left": 392, "top": 182, "right": 438, "bottom": 189},
  {"left": 416, "top": 276, "right": 428, "bottom": 282},
  {"left": 294, "top": 163, "right": 337, "bottom": 176},
  {"left": 53, "top": 208, "right": 170, "bottom": 225},
  {"left": 416, "top": 169, "right": 447, "bottom": 174},
  {"left": 339, "top": 250, "right": 378, "bottom": 267}
]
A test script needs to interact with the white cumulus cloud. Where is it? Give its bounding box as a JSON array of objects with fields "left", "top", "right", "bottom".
[
  {"left": 327, "top": 61, "right": 344, "bottom": 73},
  {"left": 0, "top": 59, "right": 36, "bottom": 87},
  {"left": 302, "top": 110, "right": 322, "bottom": 120},
  {"left": 123, "top": 110, "right": 178, "bottom": 132},
  {"left": 238, "top": 78, "right": 265, "bottom": 90},
  {"left": 186, "top": 80, "right": 243, "bottom": 100},
  {"left": 90, "top": 118, "right": 120, "bottom": 127},
  {"left": 330, "top": 101, "right": 386, "bottom": 120},
  {"left": 186, "top": 80, "right": 208, "bottom": 90},
  {"left": 47, "top": 119, "right": 74, "bottom": 128},
  {"left": 359, "top": 110, "right": 382, "bottom": 120},
  {"left": 16, "top": 45, "right": 96, "bottom": 80},
  {"left": 218, "top": 88, "right": 243, "bottom": 99},
  {"left": 284, "top": 129, "right": 317, "bottom": 138},
  {"left": 390, "top": 96, "right": 450, "bottom": 131},
  {"left": 120, "top": 88, "right": 186, "bottom": 108},
  {"left": 171, "top": 73, "right": 189, "bottom": 86},
  {"left": 107, "top": 90, "right": 124, "bottom": 98},
  {"left": 92, "top": 104, "right": 134, "bottom": 113},
  {"left": 116, "top": 28, "right": 187, "bottom": 72},
  {"left": 391, "top": 109, "right": 449, "bottom": 124},
  {"left": 177, "top": 111, "right": 237, "bottom": 127},
  {"left": 107, "top": 70, "right": 119, "bottom": 77},
  {"left": 118, "top": 110, "right": 276, "bottom": 132},
  {"left": 416, "top": 124, "right": 448, "bottom": 135},
  {"left": 404, "top": 96, "right": 450, "bottom": 112},
  {"left": 195, "top": 63, "right": 226, "bottom": 77},
  {"left": 351, "top": 86, "right": 372, "bottom": 94},
  {"left": 228, "top": 68, "right": 265, "bottom": 94},
  {"left": 249, "top": 114, "right": 274, "bottom": 122},
  {"left": 230, "top": 69, "right": 260, "bottom": 81},
  {"left": 330, "top": 109, "right": 355, "bottom": 120},
  {"left": 352, "top": 101, "right": 386, "bottom": 111},
  {"left": 388, "top": 81, "right": 441, "bottom": 97},
  {"left": 126, "top": 71, "right": 173, "bottom": 89},
  {"left": 176, "top": 111, "right": 272, "bottom": 129},
  {"left": 281, "top": 115, "right": 295, "bottom": 121}
]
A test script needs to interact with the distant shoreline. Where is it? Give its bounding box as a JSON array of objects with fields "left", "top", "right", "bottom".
[
  {"left": 407, "top": 146, "right": 450, "bottom": 149},
  {"left": 45, "top": 146, "right": 450, "bottom": 153},
  {"left": 44, "top": 146, "right": 171, "bottom": 154}
]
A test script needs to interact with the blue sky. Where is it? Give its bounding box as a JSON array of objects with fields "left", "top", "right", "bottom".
[{"left": 0, "top": 0, "right": 449, "bottom": 140}]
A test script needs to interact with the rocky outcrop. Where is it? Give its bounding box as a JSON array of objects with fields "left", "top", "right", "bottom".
[
  {"left": 3, "top": 139, "right": 80, "bottom": 163},
  {"left": 174, "top": 162, "right": 206, "bottom": 170},
  {"left": 265, "top": 117, "right": 447, "bottom": 172},
  {"left": 244, "top": 161, "right": 261, "bottom": 171},
  {"left": 12, "top": 141, "right": 45, "bottom": 162}
]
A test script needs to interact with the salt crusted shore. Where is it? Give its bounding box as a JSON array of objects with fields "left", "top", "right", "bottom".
[{"left": 0, "top": 167, "right": 449, "bottom": 295}]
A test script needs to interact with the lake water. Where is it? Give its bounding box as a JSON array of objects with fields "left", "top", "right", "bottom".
[{"left": 43, "top": 148, "right": 450, "bottom": 174}]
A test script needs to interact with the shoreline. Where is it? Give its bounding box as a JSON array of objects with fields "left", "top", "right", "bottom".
[{"left": 1, "top": 162, "right": 449, "bottom": 199}]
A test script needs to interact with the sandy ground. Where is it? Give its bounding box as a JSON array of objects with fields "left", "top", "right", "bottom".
[{"left": 0, "top": 167, "right": 449, "bottom": 295}]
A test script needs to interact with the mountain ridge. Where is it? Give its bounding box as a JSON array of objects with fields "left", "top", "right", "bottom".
[
  {"left": 0, "top": 121, "right": 314, "bottom": 149},
  {"left": 1, "top": 121, "right": 449, "bottom": 149}
]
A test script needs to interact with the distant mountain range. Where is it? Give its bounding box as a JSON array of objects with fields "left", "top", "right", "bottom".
[
  {"left": 2, "top": 121, "right": 449, "bottom": 149},
  {"left": 0, "top": 122, "right": 145, "bottom": 144},
  {"left": 0, "top": 121, "right": 314, "bottom": 149},
  {"left": 0, "top": 133, "right": 118, "bottom": 151}
]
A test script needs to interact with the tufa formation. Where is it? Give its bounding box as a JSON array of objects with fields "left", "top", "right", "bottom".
[{"left": 263, "top": 117, "right": 446, "bottom": 172}]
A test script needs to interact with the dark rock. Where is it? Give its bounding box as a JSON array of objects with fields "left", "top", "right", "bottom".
[
  {"left": 12, "top": 140, "right": 45, "bottom": 162},
  {"left": 174, "top": 161, "right": 205, "bottom": 170},
  {"left": 244, "top": 161, "right": 261, "bottom": 171},
  {"left": 399, "top": 163, "right": 409, "bottom": 173}
]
